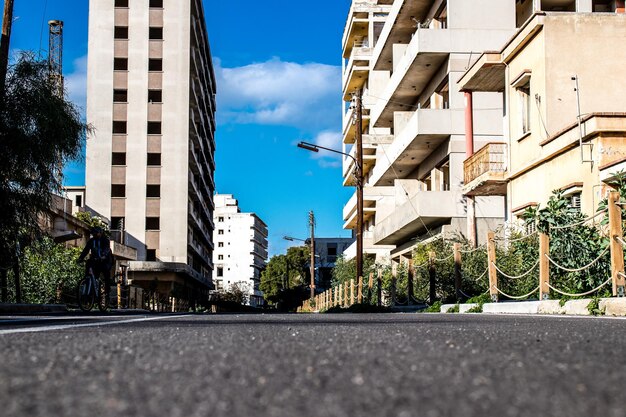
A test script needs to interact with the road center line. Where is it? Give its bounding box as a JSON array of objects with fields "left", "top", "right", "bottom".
[{"left": 0, "top": 315, "right": 173, "bottom": 335}]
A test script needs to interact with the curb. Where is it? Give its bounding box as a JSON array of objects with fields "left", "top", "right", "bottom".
[
  {"left": 440, "top": 298, "right": 626, "bottom": 316},
  {"left": 0, "top": 303, "right": 68, "bottom": 315}
]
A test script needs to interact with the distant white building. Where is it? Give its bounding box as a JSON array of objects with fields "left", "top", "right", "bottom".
[
  {"left": 213, "top": 194, "right": 268, "bottom": 306},
  {"left": 314, "top": 238, "right": 355, "bottom": 290}
]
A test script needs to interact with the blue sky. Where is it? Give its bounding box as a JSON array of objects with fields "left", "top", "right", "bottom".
[{"left": 9, "top": 0, "right": 354, "bottom": 256}]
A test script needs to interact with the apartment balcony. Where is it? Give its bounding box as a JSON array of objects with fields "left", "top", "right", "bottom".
[
  {"left": 342, "top": 143, "right": 377, "bottom": 186},
  {"left": 341, "top": 0, "right": 392, "bottom": 56},
  {"left": 371, "top": 28, "right": 451, "bottom": 127},
  {"left": 342, "top": 230, "right": 393, "bottom": 260},
  {"left": 343, "top": 186, "right": 394, "bottom": 229},
  {"left": 463, "top": 143, "right": 508, "bottom": 197},
  {"left": 372, "top": 0, "right": 435, "bottom": 71},
  {"left": 342, "top": 106, "right": 370, "bottom": 145},
  {"left": 342, "top": 14, "right": 369, "bottom": 58},
  {"left": 369, "top": 108, "right": 454, "bottom": 186},
  {"left": 374, "top": 190, "right": 460, "bottom": 245},
  {"left": 342, "top": 47, "right": 372, "bottom": 101}
]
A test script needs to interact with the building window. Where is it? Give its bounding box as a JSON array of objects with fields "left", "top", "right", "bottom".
[
  {"left": 568, "top": 193, "right": 582, "bottom": 213},
  {"left": 218, "top": 255, "right": 224, "bottom": 260},
  {"left": 75, "top": 195, "right": 82, "bottom": 207},
  {"left": 111, "top": 152, "right": 126, "bottom": 166},
  {"left": 113, "top": 89, "right": 128, "bottom": 103},
  {"left": 111, "top": 217, "right": 125, "bottom": 231},
  {"left": 218, "top": 217, "right": 224, "bottom": 222},
  {"left": 114, "top": 58, "right": 128, "bottom": 71},
  {"left": 114, "top": 26, "right": 129, "bottom": 40},
  {"left": 146, "top": 184, "right": 161, "bottom": 198},
  {"left": 149, "top": 0, "right": 164, "bottom": 8},
  {"left": 148, "top": 90, "right": 162, "bottom": 103},
  {"left": 593, "top": 0, "right": 623, "bottom": 12},
  {"left": 218, "top": 242, "right": 224, "bottom": 247},
  {"left": 513, "top": 74, "right": 532, "bottom": 136},
  {"left": 216, "top": 267, "right": 223, "bottom": 277},
  {"left": 114, "top": 0, "right": 128, "bottom": 7},
  {"left": 111, "top": 184, "right": 126, "bottom": 198},
  {"left": 112, "top": 121, "right": 127, "bottom": 134},
  {"left": 148, "top": 59, "right": 163, "bottom": 72},
  {"left": 147, "top": 122, "right": 162, "bottom": 134},
  {"left": 146, "top": 249, "right": 157, "bottom": 261},
  {"left": 147, "top": 153, "right": 161, "bottom": 166},
  {"left": 149, "top": 27, "right": 163, "bottom": 40},
  {"left": 218, "top": 229, "right": 224, "bottom": 235},
  {"left": 146, "top": 217, "right": 160, "bottom": 230}
]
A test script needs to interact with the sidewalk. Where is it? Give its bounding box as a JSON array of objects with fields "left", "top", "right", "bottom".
[
  {"left": 440, "top": 298, "right": 626, "bottom": 316},
  {"left": 0, "top": 303, "right": 68, "bottom": 315}
]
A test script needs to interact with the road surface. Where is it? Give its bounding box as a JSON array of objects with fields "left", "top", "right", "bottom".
[{"left": 1, "top": 313, "right": 624, "bottom": 417}]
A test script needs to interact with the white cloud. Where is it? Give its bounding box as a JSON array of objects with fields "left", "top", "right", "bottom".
[
  {"left": 65, "top": 55, "right": 88, "bottom": 114},
  {"left": 216, "top": 58, "right": 341, "bottom": 130}
]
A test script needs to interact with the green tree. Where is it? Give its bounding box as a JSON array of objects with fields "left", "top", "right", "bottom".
[
  {"left": 0, "top": 53, "right": 88, "bottom": 301},
  {"left": 5, "top": 237, "right": 83, "bottom": 304},
  {"left": 75, "top": 211, "right": 109, "bottom": 234},
  {"left": 260, "top": 246, "right": 310, "bottom": 306}
]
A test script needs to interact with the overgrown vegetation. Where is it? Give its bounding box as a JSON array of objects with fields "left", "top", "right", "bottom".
[
  {"left": 0, "top": 53, "right": 88, "bottom": 302},
  {"left": 260, "top": 246, "right": 311, "bottom": 310},
  {"left": 3, "top": 237, "right": 83, "bottom": 304}
]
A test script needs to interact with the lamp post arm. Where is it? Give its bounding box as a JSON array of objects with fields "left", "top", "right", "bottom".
[{"left": 298, "top": 142, "right": 362, "bottom": 183}]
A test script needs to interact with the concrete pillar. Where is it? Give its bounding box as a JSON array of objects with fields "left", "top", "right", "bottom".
[
  {"left": 431, "top": 168, "right": 442, "bottom": 191},
  {"left": 576, "top": 0, "right": 593, "bottom": 12}
]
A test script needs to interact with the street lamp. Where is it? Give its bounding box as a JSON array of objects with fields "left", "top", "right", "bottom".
[{"left": 297, "top": 140, "right": 364, "bottom": 288}]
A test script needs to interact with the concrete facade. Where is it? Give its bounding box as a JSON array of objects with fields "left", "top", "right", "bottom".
[
  {"left": 213, "top": 194, "right": 268, "bottom": 307},
  {"left": 460, "top": 10, "right": 626, "bottom": 224},
  {"left": 341, "top": 0, "right": 515, "bottom": 264},
  {"left": 315, "top": 238, "right": 355, "bottom": 290},
  {"left": 85, "top": 0, "right": 217, "bottom": 298}
]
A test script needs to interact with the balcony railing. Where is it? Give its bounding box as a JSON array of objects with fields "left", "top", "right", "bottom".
[{"left": 464, "top": 143, "right": 507, "bottom": 185}]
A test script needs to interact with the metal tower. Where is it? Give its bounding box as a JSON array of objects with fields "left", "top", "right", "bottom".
[{"left": 48, "top": 20, "right": 63, "bottom": 97}]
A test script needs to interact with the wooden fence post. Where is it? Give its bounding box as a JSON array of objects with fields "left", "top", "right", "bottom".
[
  {"left": 487, "top": 231, "right": 498, "bottom": 302},
  {"left": 391, "top": 262, "right": 398, "bottom": 305},
  {"left": 357, "top": 276, "right": 363, "bottom": 304},
  {"left": 350, "top": 279, "right": 355, "bottom": 305},
  {"left": 344, "top": 281, "right": 349, "bottom": 306},
  {"left": 338, "top": 284, "right": 343, "bottom": 307},
  {"left": 539, "top": 232, "right": 550, "bottom": 300},
  {"left": 407, "top": 259, "right": 414, "bottom": 305},
  {"left": 454, "top": 243, "right": 462, "bottom": 302},
  {"left": 377, "top": 268, "right": 382, "bottom": 307},
  {"left": 368, "top": 272, "right": 374, "bottom": 301},
  {"left": 609, "top": 191, "right": 625, "bottom": 297},
  {"left": 428, "top": 252, "right": 436, "bottom": 304}
]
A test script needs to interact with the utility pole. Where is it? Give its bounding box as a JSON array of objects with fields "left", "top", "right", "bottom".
[
  {"left": 355, "top": 89, "right": 364, "bottom": 284},
  {"left": 0, "top": 0, "right": 15, "bottom": 100},
  {"left": 309, "top": 211, "right": 315, "bottom": 299}
]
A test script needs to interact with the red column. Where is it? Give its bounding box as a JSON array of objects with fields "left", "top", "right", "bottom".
[{"left": 464, "top": 91, "right": 474, "bottom": 158}]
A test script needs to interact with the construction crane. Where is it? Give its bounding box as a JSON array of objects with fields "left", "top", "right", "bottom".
[{"left": 48, "top": 20, "right": 63, "bottom": 97}]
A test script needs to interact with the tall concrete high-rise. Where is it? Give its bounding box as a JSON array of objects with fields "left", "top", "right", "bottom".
[
  {"left": 85, "top": 0, "right": 217, "bottom": 301},
  {"left": 213, "top": 194, "right": 268, "bottom": 307}
]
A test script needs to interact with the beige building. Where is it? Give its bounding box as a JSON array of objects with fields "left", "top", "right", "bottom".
[
  {"left": 85, "top": 0, "right": 217, "bottom": 299},
  {"left": 213, "top": 194, "right": 268, "bottom": 307},
  {"left": 341, "top": 0, "right": 517, "bottom": 263},
  {"left": 460, "top": 8, "right": 626, "bottom": 226}
]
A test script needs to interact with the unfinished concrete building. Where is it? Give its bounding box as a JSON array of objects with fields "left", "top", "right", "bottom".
[{"left": 342, "top": 0, "right": 518, "bottom": 265}]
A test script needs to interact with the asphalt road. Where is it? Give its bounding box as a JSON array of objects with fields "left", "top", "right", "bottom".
[{"left": 1, "top": 313, "right": 625, "bottom": 417}]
